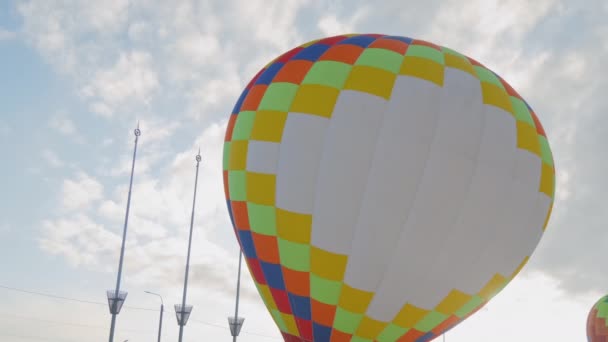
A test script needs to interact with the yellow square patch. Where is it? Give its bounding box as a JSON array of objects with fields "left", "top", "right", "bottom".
[
  {"left": 343, "top": 65, "right": 397, "bottom": 100},
  {"left": 481, "top": 82, "right": 513, "bottom": 114},
  {"left": 399, "top": 56, "right": 445, "bottom": 87},
  {"left": 516, "top": 121, "right": 542, "bottom": 156},
  {"left": 228, "top": 140, "right": 248, "bottom": 170},
  {"left": 276, "top": 208, "right": 312, "bottom": 244},
  {"left": 281, "top": 313, "right": 299, "bottom": 335},
  {"left": 338, "top": 283, "right": 374, "bottom": 313},
  {"left": 393, "top": 303, "right": 429, "bottom": 328},
  {"left": 444, "top": 54, "right": 475, "bottom": 76},
  {"left": 478, "top": 273, "right": 507, "bottom": 300},
  {"left": 355, "top": 316, "right": 388, "bottom": 339},
  {"left": 257, "top": 284, "right": 277, "bottom": 310},
  {"left": 539, "top": 162, "right": 555, "bottom": 197},
  {"left": 434, "top": 289, "right": 472, "bottom": 315},
  {"left": 310, "top": 246, "right": 348, "bottom": 281},
  {"left": 246, "top": 172, "right": 276, "bottom": 205},
  {"left": 289, "top": 84, "right": 340, "bottom": 118},
  {"left": 250, "top": 110, "right": 288, "bottom": 143}
]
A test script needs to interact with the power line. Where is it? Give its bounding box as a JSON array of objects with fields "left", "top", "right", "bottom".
[
  {"left": 0, "top": 284, "right": 156, "bottom": 311},
  {"left": 1, "top": 284, "right": 283, "bottom": 339},
  {"left": 0, "top": 332, "right": 78, "bottom": 342},
  {"left": 0, "top": 312, "right": 153, "bottom": 334}
]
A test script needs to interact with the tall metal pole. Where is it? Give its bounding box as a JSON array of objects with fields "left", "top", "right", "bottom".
[
  {"left": 144, "top": 291, "right": 164, "bottom": 342},
  {"left": 178, "top": 149, "right": 202, "bottom": 342},
  {"left": 233, "top": 251, "right": 243, "bottom": 342},
  {"left": 158, "top": 304, "right": 164, "bottom": 342},
  {"left": 109, "top": 123, "right": 141, "bottom": 342}
]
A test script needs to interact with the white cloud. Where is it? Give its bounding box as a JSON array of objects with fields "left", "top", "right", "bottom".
[
  {"left": 81, "top": 51, "right": 159, "bottom": 117},
  {"left": 0, "top": 28, "right": 16, "bottom": 41},
  {"left": 49, "top": 113, "right": 76, "bottom": 135},
  {"left": 60, "top": 172, "right": 104, "bottom": 212},
  {"left": 42, "top": 149, "right": 64, "bottom": 168},
  {"left": 230, "top": 0, "right": 308, "bottom": 53},
  {"left": 127, "top": 21, "right": 148, "bottom": 42},
  {"left": 45, "top": 120, "right": 233, "bottom": 285},
  {"left": 39, "top": 213, "right": 121, "bottom": 268},
  {"left": 317, "top": 7, "right": 369, "bottom": 36}
]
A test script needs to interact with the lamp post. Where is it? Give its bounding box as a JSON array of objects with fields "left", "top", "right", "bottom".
[
  {"left": 108, "top": 123, "right": 141, "bottom": 342},
  {"left": 144, "top": 291, "right": 164, "bottom": 342},
  {"left": 228, "top": 251, "right": 245, "bottom": 342},
  {"left": 176, "top": 149, "right": 202, "bottom": 342}
]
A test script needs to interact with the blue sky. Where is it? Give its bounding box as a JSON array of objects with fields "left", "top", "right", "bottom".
[{"left": 1, "top": 0, "right": 607, "bottom": 341}]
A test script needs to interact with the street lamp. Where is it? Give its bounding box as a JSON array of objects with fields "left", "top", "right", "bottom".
[
  {"left": 176, "top": 149, "right": 202, "bottom": 342},
  {"left": 144, "top": 291, "right": 164, "bottom": 342},
  {"left": 107, "top": 290, "right": 128, "bottom": 315},
  {"left": 228, "top": 251, "right": 245, "bottom": 341},
  {"left": 108, "top": 123, "right": 141, "bottom": 342},
  {"left": 174, "top": 304, "right": 193, "bottom": 327}
]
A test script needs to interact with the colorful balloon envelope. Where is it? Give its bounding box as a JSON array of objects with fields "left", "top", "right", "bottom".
[
  {"left": 588, "top": 295, "right": 608, "bottom": 342},
  {"left": 222, "top": 33, "right": 555, "bottom": 341}
]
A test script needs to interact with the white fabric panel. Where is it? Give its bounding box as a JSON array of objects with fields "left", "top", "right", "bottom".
[
  {"left": 366, "top": 141, "right": 480, "bottom": 317},
  {"left": 246, "top": 141, "right": 280, "bottom": 174},
  {"left": 366, "top": 75, "right": 483, "bottom": 317},
  {"left": 275, "top": 113, "right": 329, "bottom": 214},
  {"left": 390, "top": 69, "right": 486, "bottom": 306},
  {"left": 436, "top": 105, "right": 519, "bottom": 294},
  {"left": 476, "top": 106, "right": 517, "bottom": 170},
  {"left": 480, "top": 156, "right": 548, "bottom": 276},
  {"left": 472, "top": 176, "right": 540, "bottom": 280},
  {"left": 343, "top": 76, "right": 443, "bottom": 291},
  {"left": 426, "top": 162, "right": 514, "bottom": 295},
  {"left": 428, "top": 69, "right": 483, "bottom": 161},
  {"left": 512, "top": 149, "right": 542, "bottom": 189},
  {"left": 311, "top": 90, "right": 387, "bottom": 254}
]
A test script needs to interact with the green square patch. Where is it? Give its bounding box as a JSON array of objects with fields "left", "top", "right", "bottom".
[
  {"left": 310, "top": 273, "right": 342, "bottom": 305},
  {"left": 231, "top": 111, "right": 256, "bottom": 140},
  {"left": 333, "top": 307, "right": 363, "bottom": 334},
  {"left": 510, "top": 97, "right": 534, "bottom": 126},
  {"left": 414, "top": 311, "right": 448, "bottom": 332},
  {"left": 350, "top": 336, "right": 373, "bottom": 342},
  {"left": 247, "top": 203, "right": 276, "bottom": 235},
  {"left": 257, "top": 82, "right": 299, "bottom": 111},
  {"left": 539, "top": 136, "right": 554, "bottom": 166},
  {"left": 454, "top": 295, "right": 484, "bottom": 318},
  {"left": 377, "top": 323, "right": 409, "bottom": 342},
  {"left": 222, "top": 142, "right": 231, "bottom": 171},
  {"left": 278, "top": 238, "right": 310, "bottom": 271},
  {"left": 441, "top": 46, "right": 466, "bottom": 59},
  {"left": 228, "top": 170, "right": 247, "bottom": 201},
  {"left": 355, "top": 48, "right": 404, "bottom": 74},
  {"left": 474, "top": 66, "right": 504, "bottom": 88},
  {"left": 406, "top": 45, "right": 445, "bottom": 65},
  {"left": 302, "top": 61, "right": 352, "bottom": 89}
]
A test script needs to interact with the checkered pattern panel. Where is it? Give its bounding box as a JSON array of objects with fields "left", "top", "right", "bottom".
[
  {"left": 588, "top": 295, "right": 608, "bottom": 341},
  {"left": 223, "top": 34, "right": 555, "bottom": 342}
]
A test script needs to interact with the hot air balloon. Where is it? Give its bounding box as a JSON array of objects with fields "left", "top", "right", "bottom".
[
  {"left": 587, "top": 295, "right": 608, "bottom": 341},
  {"left": 222, "top": 33, "right": 555, "bottom": 342}
]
